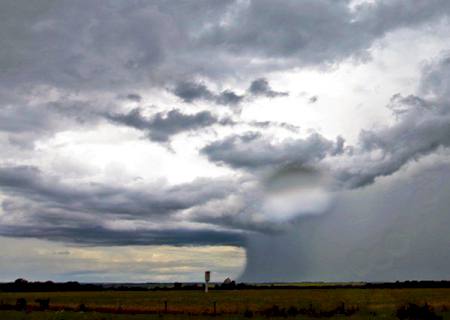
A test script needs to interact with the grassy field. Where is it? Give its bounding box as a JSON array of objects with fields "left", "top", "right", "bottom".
[{"left": 0, "top": 288, "right": 449, "bottom": 319}]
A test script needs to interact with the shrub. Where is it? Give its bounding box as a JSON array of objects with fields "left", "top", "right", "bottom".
[
  {"left": 15, "top": 298, "right": 27, "bottom": 311},
  {"left": 78, "top": 303, "right": 88, "bottom": 312},
  {"left": 243, "top": 309, "right": 254, "bottom": 318},
  {"left": 396, "top": 303, "right": 442, "bottom": 320}
]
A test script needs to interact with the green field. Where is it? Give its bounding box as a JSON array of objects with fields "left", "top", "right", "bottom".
[{"left": 1, "top": 288, "right": 449, "bottom": 319}]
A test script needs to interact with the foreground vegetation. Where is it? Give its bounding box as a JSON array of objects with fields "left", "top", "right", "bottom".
[{"left": 0, "top": 288, "right": 449, "bottom": 319}]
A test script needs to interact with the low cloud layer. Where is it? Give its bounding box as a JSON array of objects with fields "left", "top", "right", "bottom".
[{"left": 0, "top": 165, "right": 246, "bottom": 246}]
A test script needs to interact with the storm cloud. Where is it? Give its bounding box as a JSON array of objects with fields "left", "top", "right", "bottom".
[
  {"left": 2, "top": 0, "right": 450, "bottom": 281},
  {"left": 0, "top": 165, "right": 247, "bottom": 245},
  {"left": 199, "top": 0, "right": 450, "bottom": 67},
  {"left": 242, "top": 159, "right": 450, "bottom": 282},
  {"left": 0, "top": 225, "right": 245, "bottom": 247},
  {"left": 0, "top": 165, "right": 236, "bottom": 216},
  {"left": 3, "top": 0, "right": 450, "bottom": 94}
]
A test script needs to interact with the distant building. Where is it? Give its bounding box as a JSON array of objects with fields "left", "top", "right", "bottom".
[{"left": 220, "top": 277, "right": 236, "bottom": 289}]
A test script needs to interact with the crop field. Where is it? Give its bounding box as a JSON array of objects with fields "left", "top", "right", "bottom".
[{"left": 0, "top": 288, "right": 449, "bottom": 319}]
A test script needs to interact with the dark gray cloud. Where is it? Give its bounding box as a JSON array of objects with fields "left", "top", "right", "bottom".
[
  {"left": 0, "top": 1, "right": 235, "bottom": 92},
  {"left": 201, "top": 85, "right": 450, "bottom": 189},
  {"left": 0, "top": 165, "right": 247, "bottom": 245},
  {"left": 0, "top": 94, "right": 112, "bottom": 147},
  {"left": 1, "top": 0, "right": 450, "bottom": 262},
  {"left": 0, "top": 225, "right": 245, "bottom": 247},
  {"left": 107, "top": 108, "right": 228, "bottom": 142},
  {"left": 172, "top": 82, "right": 215, "bottom": 103},
  {"left": 2, "top": 0, "right": 450, "bottom": 95},
  {"left": 1, "top": 0, "right": 448, "bottom": 147},
  {"left": 0, "top": 165, "right": 236, "bottom": 217},
  {"left": 201, "top": 132, "right": 344, "bottom": 171},
  {"left": 309, "top": 96, "right": 319, "bottom": 104},
  {"left": 199, "top": 0, "right": 450, "bottom": 68},
  {"left": 215, "top": 90, "right": 245, "bottom": 106},
  {"left": 106, "top": 108, "right": 150, "bottom": 130},
  {"left": 125, "top": 93, "right": 142, "bottom": 102},
  {"left": 106, "top": 107, "right": 299, "bottom": 143},
  {"left": 248, "top": 78, "right": 288, "bottom": 98},
  {"left": 172, "top": 78, "right": 287, "bottom": 106},
  {"left": 0, "top": 163, "right": 321, "bottom": 241},
  {"left": 247, "top": 121, "right": 300, "bottom": 132},
  {"left": 172, "top": 81, "right": 245, "bottom": 106}
]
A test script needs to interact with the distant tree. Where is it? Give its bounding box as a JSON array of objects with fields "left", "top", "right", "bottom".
[
  {"left": 14, "top": 278, "right": 28, "bottom": 284},
  {"left": 35, "top": 299, "right": 50, "bottom": 310},
  {"left": 15, "top": 298, "right": 27, "bottom": 311}
]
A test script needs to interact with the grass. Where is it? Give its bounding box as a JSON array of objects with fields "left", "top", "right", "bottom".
[{"left": 0, "top": 288, "right": 449, "bottom": 319}]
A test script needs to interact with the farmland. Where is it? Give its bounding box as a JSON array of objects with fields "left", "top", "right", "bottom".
[{"left": 0, "top": 287, "right": 450, "bottom": 319}]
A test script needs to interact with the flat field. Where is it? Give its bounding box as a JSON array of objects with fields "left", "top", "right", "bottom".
[{"left": 0, "top": 288, "right": 449, "bottom": 319}]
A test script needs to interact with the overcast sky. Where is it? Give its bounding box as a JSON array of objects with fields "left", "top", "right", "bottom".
[{"left": 1, "top": 0, "right": 450, "bottom": 282}]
